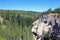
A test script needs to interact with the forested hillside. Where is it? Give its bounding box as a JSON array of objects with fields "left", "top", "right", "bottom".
[
  {"left": 0, "top": 8, "right": 60, "bottom": 40},
  {"left": 0, "top": 10, "right": 41, "bottom": 40}
]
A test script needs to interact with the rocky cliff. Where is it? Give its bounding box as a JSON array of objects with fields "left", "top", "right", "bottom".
[
  {"left": 32, "top": 13, "right": 60, "bottom": 40},
  {"left": 40, "top": 13, "right": 60, "bottom": 40}
]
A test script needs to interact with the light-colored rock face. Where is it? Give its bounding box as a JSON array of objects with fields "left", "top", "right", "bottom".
[
  {"left": 32, "top": 21, "right": 52, "bottom": 35},
  {"left": 0, "top": 16, "right": 3, "bottom": 25},
  {"left": 32, "top": 13, "right": 60, "bottom": 40},
  {"left": 32, "top": 25, "right": 37, "bottom": 33},
  {"left": 32, "top": 21, "right": 52, "bottom": 40},
  {"left": 37, "top": 22, "right": 49, "bottom": 35},
  {"left": 32, "top": 19, "right": 52, "bottom": 40}
]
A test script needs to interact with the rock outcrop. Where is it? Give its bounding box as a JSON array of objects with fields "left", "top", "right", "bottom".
[
  {"left": 0, "top": 16, "right": 3, "bottom": 25},
  {"left": 32, "top": 13, "right": 60, "bottom": 40}
]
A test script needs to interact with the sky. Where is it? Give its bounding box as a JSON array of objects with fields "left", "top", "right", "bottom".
[{"left": 0, "top": 0, "right": 60, "bottom": 12}]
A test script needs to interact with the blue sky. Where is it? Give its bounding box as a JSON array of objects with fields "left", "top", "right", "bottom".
[{"left": 0, "top": 0, "right": 60, "bottom": 12}]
